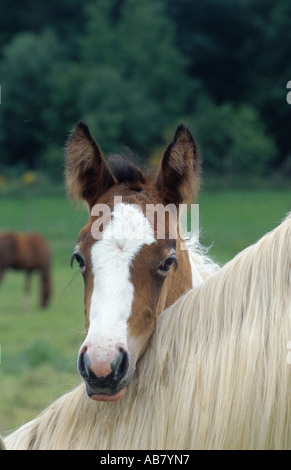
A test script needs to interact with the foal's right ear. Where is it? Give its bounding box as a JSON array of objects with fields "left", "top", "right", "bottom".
[{"left": 65, "top": 122, "right": 116, "bottom": 208}]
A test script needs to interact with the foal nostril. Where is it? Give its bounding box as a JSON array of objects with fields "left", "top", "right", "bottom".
[
  {"left": 111, "top": 345, "right": 129, "bottom": 382},
  {"left": 78, "top": 348, "right": 91, "bottom": 379}
]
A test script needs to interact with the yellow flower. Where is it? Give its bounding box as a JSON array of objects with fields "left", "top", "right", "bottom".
[{"left": 22, "top": 171, "right": 36, "bottom": 185}]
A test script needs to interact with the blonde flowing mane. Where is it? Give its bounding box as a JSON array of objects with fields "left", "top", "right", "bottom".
[
  {"left": 0, "top": 434, "right": 5, "bottom": 450},
  {"left": 5, "top": 214, "right": 291, "bottom": 449}
]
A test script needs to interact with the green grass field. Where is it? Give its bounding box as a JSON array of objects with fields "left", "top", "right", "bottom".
[{"left": 0, "top": 187, "right": 290, "bottom": 435}]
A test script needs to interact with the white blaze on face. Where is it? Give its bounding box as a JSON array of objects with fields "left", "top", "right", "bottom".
[{"left": 88, "top": 203, "right": 155, "bottom": 356}]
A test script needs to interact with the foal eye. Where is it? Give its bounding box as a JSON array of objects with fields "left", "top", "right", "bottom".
[
  {"left": 71, "top": 252, "right": 85, "bottom": 270},
  {"left": 157, "top": 256, "right": 177, "bottom": 275}
]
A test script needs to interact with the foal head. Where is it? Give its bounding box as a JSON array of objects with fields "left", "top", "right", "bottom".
[{"left": 65, "top": 122, "right": 200, "bottom": 401}]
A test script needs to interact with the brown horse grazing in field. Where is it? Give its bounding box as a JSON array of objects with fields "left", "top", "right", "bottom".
[
  {"left": 62, "top": 122, "right": 218, "bottom": 402},
  {"left": 0, "top": 232, "right": 51, "bottom": 308}
]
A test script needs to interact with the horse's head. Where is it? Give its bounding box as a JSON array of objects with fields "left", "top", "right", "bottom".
[{"left": 65, "top": 122, "right": 200, "bottom": 401}]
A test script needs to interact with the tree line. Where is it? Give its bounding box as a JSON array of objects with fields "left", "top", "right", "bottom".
[{"left": 0, "top": 0, "right": 290, "bottom": 180}]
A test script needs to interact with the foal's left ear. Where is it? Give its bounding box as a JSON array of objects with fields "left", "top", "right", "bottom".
[
  {"left": 65, "top": 122, "right": 116, "bottom": 209},
  {"left": 155, "top": 124, "right": 201, "bottom": 205}
]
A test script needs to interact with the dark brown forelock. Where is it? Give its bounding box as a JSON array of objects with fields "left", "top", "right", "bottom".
[{"left": 107, "top": 154, "right": 148, "bottom": 187}]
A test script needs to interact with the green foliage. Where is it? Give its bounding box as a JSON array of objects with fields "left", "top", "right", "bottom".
[
  {"left": 239, "top": 0, "right": 291, "bottom": 159},
  {"left": 189, "top": 96, "right": 276, "bottom": 176},
  {"left": 0, "top": 29, "right": 66, "bottom": 167},
  {"left": 65, "top": 0, "right": 190, "bottom": 154},
  {"left": 77, "top": 66, "right": 163, "bottom": 154},
  {"left": 167, "top": 0, "right": 291, "bottom": 167},
  {"left": 0, "top": 0, "right": 289, "bottom": 178}
]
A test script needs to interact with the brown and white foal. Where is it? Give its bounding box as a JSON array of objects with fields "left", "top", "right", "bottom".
[{"left": 65, "top": 122, "right": 203, "bottom": 402}]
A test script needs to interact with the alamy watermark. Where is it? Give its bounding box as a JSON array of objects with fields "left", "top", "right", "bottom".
[{"left": 90, "top": 196, "right": 199, "bottom": 250}]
